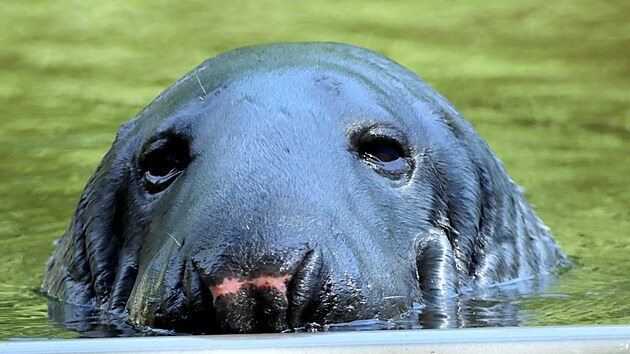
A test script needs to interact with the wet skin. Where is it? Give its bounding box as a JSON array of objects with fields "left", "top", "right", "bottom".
[{"left": 42, "top": 43, "right": 567, "bottom": 334}]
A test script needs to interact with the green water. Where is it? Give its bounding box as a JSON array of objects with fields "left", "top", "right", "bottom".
[{"left": 0, "top": 0, "right": 628, "bottom": 339}]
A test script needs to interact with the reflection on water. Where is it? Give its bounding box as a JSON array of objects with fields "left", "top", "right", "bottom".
[
  {"left": 1, "top": 0, "right": 629, "bottom": 340},
  {"left": 44, "top": 275, "right": 561, "bottom": 337},
  {"left": 46, "top": 302, "right": 163, "bottom": 338}
]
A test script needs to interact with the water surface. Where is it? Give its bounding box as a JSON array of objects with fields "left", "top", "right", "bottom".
[{"left": 0, "top": 0, "right": 628, "bottom": 339}]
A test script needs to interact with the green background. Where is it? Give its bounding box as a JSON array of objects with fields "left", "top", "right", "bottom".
[{"left": 0, "top": 0, "right": 628, "bottom": 339}]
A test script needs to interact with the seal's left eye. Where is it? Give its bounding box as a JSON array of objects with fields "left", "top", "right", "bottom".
[
  {"left": 139, "top": 137, "right": 190, "bottom": 194},
  {"left": 361, "top": 140, "right": 403, "bottom": 163},
  {"left": 356, "top": 134, "right": 412, "bottom": 180}
]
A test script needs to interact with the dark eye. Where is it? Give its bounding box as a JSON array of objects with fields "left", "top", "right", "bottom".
[
  {"left": 356, "top": 134, "right": 412, "bottom": 180},
  {"left": 361, "top": 140, "right": 404, "bottom": 163},
  {"left": 139, "top": 137, "right": 190, "bottom": 194}
]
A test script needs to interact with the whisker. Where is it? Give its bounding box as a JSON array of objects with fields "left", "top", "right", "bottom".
[{"left": 167, "top": 232, "right": 182, "bottom": 247}]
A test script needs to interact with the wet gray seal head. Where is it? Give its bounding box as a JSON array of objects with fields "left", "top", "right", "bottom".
[{"left": 42, "top": 42, "right": 567, "bottom": 334}]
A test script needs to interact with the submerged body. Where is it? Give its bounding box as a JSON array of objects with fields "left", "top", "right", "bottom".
[{"left": 42, "top": 42, "right": 566, "bottom": 334}]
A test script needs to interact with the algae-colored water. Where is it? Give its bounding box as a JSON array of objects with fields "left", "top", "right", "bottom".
[{"left": 0, "top": 0, "right": 628, "bottom": 339}]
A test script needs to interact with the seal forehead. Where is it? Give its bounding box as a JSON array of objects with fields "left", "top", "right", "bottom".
[
  {"left": 189, "top": 43, "right": 407, "bottom": 98},
  {"left": 129, "top": 43, "right": 458, "bottom": 139}
]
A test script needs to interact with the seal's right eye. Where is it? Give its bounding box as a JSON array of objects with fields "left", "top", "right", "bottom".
[{"left": 139, "top": 136, "right": 190, "bottom": 194}]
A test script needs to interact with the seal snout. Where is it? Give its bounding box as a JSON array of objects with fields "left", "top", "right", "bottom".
[{"left": 193, "top": 246, "right": 323, "bottom": 333}]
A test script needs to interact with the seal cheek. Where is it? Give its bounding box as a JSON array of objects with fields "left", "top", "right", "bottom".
[{"left": 415, "top": 228, "right": 459, "bottom": 301}]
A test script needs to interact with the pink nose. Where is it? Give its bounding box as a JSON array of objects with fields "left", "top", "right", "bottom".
[{"left": 209, "top": 274, "right": 293, "bottom": 300}]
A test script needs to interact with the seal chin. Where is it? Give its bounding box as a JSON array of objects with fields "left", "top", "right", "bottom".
[{"left": 192, "top": 246, "right": 325, "bottom": 333}]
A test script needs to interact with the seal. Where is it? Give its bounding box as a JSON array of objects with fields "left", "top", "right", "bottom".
[{"left": 42, "top": 42, "right": 567, "bottom": 334}]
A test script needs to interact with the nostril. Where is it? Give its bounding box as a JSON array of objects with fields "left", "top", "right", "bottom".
[
  {"left": 209, "top": 275, "right": 293, "bottom": 301},
  {"left": 208, "top": 278, "right": 244, "bottom": 299},
  {"left": 250, "top": 275, "right": 293, "bottom": 295}
]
